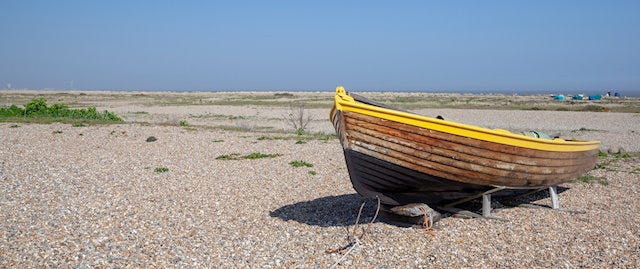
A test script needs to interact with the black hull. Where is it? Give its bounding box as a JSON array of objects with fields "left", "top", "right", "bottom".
[{"left": 343, "top": 149, "right": 493, "bottom": 206}]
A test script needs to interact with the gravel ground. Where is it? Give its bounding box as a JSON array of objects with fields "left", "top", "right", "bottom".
[{"left": 1, "top": 97, "right": 640, "bottom": 267}]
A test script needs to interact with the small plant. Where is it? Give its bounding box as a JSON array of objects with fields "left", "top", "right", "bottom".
[
  {"left": 216, "top": 153, "right": 241, "bottom": 160},
  {"left": 216, "top": 153, "right": 281, "bottom": 160},
  {"left": 595, "top": 161, "right": 611, "bottom": 169},
  {"left": 308, "top": 170, "right": 317, "bottom": 175},
  {"left": 572, "top": 175, "right": 609, "bottom": 186},
  {"left": 598, "top": 151, "right": 608, "bottom": 157},
  {"left": 295, "top": 140, "right": 307, "bottom": 144},
  {"left": 154, "top": 167, "right": 169, "bottom": 173},
  {"left": 257, "top": 135, "right": 287, "bottom": 141},
  {"left": 212, "top": 139, "right": 224, "bottom": 143},
  {"left": 285, "top": 104, "right": 313, "bottom": 134},
  {"left": 146, "top": 136, "right": 157, "bottom": 142},
  {"left": 179, "top": 120, "right": 189, "bottom": 126},
  {"left": 289, "top": 160, "right": 314, "bottom": 168},
  {"left": 52, "top": 130, "right": 63, "bottom": 134},
  {"left": 243, "top": 152, "right": 282, "bottom": 159},
  {"left": 9, "top": 124, "right": 20, "bottom": 128},
  {"left": 72, "top": 122, "right": 85, "bottom": 127}
]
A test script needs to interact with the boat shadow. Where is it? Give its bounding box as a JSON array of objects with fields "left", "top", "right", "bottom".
[
  {"left": 270, "top": 187, "right": 573, "bottom": 227},
  {"left": 269, "top": 194, "right": 382, "bottom": 227}
]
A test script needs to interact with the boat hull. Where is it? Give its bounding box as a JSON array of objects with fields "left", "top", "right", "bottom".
[{"left": 331, "top": 91, "right": 599, "bottom": 206}]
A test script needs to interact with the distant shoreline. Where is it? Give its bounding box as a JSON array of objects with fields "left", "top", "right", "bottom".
[{"left": 2, "top": 88, "right": 638, "bottom": 97}]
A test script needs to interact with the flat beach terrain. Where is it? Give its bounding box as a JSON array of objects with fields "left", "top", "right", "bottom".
[{"left": 1, "top": 90, "right": 639, "bottom": 267}]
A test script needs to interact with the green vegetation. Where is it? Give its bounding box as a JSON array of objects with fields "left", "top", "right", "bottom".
[
  {"left": 154, "top": 167, "right": 169, "bottom": 173},
  {"left": 572, "top": 175, "right": 609, "bottom": 186},
  {"left": 255, "top": 132, "right": 336, "bottom": 143},
  {"left": 211, "top": 139, "right": 224, "bottom": 143},
  {"left": 216, "top": 152, "right": 282, "bottom": 160},
  {"left": 52, "top": 130, "right": 63, "bottom": 134},
  {"left": 289, "top": 160, "right": 314, "bottom": 168},
  {"left": 146, "top": 136, "right": 157, "bottom": 142},
  {"left": 0, "top": 98, "right": 122, "bottom": 124},
  {"left": 9, "top": 124, "right": 20, "bottom": 128},
  {"left": 72, "top": 122, "right": 85, "bottom": 127},
  {"left": 179, "top": 120, "right": 190, "bottom": 126},
  {"left": 243, "top": 152, "right": 282, "bottom": 159},
  {"left": 308, "top": 170, "right": 317, "bottom": 175},
  {"left": 257, "top": 135, "right": 287, "bottom": 141},
  {"left": 571, "top": 127, "right": 602, "bottom": 133}
]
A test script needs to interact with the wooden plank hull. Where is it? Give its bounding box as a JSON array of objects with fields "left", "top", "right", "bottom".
[{"left": 331, "top": 91, "right": 599, "bottom": 206}]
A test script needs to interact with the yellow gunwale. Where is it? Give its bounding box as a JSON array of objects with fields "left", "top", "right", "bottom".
[{"left": 332, "top": 86, "right": 600, "bottom": 152}]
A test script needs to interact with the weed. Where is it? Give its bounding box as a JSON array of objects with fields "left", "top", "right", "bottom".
[
  {"left": 274, "top": 92, "right": 295, "bottom": 98},
  {"left": 289, "top": 160, "right": 314, "bottom": 168},
  {"left": 0, "top": 98, "right": 122, "bottom": 123},
  {"left": 582, "top": 105, "right": 610, "bottom": 112},
  {"left": 72, "top": 122, "right": 86, "bottom": 127},
  {"left": 243, "top": 152, "right": 282, "bottom": 159},
  {"left": 257, "top": 135, "right": 287, "bottom": 140},
  {"left": 184, "top": 127, "right": 197, "bottom": 131},
  {"left": 598, "top": 151, "right": 608, "bottom": 157},
  {"left": 216, "top": 152, "right": 281, "bottom": 160},
  {"left": 179, "top": 120, "right": 189, "bottom": 126},
  {"left": 285, "top": 104, "right": 313, "bottom": 133},
  {"left": 295, "top": 140, "right": 307, "bottom": 144},
  {"left": 612, "top": 152, "right": 632, "bottom": 159},
  {"left": 572, "top": 127, "right": 601, "bottom": 132},
  {"left": 572, "top": 175, "right": 609, "bottom": 186},
  {"left": 216, "top": 153, "right": 242, "bottom": 160},
  {"left": 212, "top": 139, "right": 224, "bottom": 143},
  {"left": 52, "top": 130, "right": 63, "bottom": 134},
  {"left": 154, "top": 167, "right": 169, "bottom": 173},
  {"left": 146, "top": 136, "right": 157, "bottom": 142},
  {"left": 595, "top": 161, "right": 611, "bottom": 169},
  {"left": 9, "top": 124, "right": 20, "bottom": 128},
  {"left": 308, "top": 170, "right": 317, "bottom": 175}
]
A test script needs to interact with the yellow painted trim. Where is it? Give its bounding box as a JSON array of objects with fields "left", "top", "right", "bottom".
[{"left": 333, "top": 86, "right": 600, "bottom": 152}]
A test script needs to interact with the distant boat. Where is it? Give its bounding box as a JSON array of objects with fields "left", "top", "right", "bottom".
[{"left": 330, "top": 86, "right": 600, "bottom": 209}]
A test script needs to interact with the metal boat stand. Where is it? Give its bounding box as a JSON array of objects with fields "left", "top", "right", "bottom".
[
  {"left": 437, "top": 185, "right": 584, "bottom": 220},
  {"left": 437, "top": 187, "right": 507, "bottom": 220},
  {"left": 503, "top": 186, "right": 586, "bottom": 214}
]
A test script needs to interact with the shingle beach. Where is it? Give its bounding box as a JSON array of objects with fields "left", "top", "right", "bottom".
[{"left": 1, "top": 91, "right": 639, "bottom": 267}]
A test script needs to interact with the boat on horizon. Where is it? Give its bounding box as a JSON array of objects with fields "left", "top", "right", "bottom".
[{"left": 330, "top": 86, "right": 600, "bottom": 216}]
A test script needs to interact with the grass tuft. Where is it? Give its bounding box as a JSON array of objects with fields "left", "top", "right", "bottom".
[
  {"left": 289, "top": 160, "right": 314, "bottom": 168},
  {"left": 154, "top": 167, "right": 169, "bottom": 173},
  {"left": 216, "top": 152, "right": 281, "bottom": 160},
  {"left": 572, "top": 175, "right": 609, "bottom": 186}
]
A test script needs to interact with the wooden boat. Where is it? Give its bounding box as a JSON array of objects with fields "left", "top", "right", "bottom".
[{"left": 330, "top": 86, "right": 600, "bottom": 207}]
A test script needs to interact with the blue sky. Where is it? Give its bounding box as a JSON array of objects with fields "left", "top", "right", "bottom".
[{"left": 1, "top": 1, "right": 638, "bottom": 94}]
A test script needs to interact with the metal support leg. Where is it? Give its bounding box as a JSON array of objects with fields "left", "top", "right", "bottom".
[
  {"left": 482, "top": 194, "right": 492, "bottom": 218},
  {"left": 437, "top": 187, "right": 506, "bottom": 220},
  {"left": 549, "top": 186, "right": 560, "bottom": 209}
]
